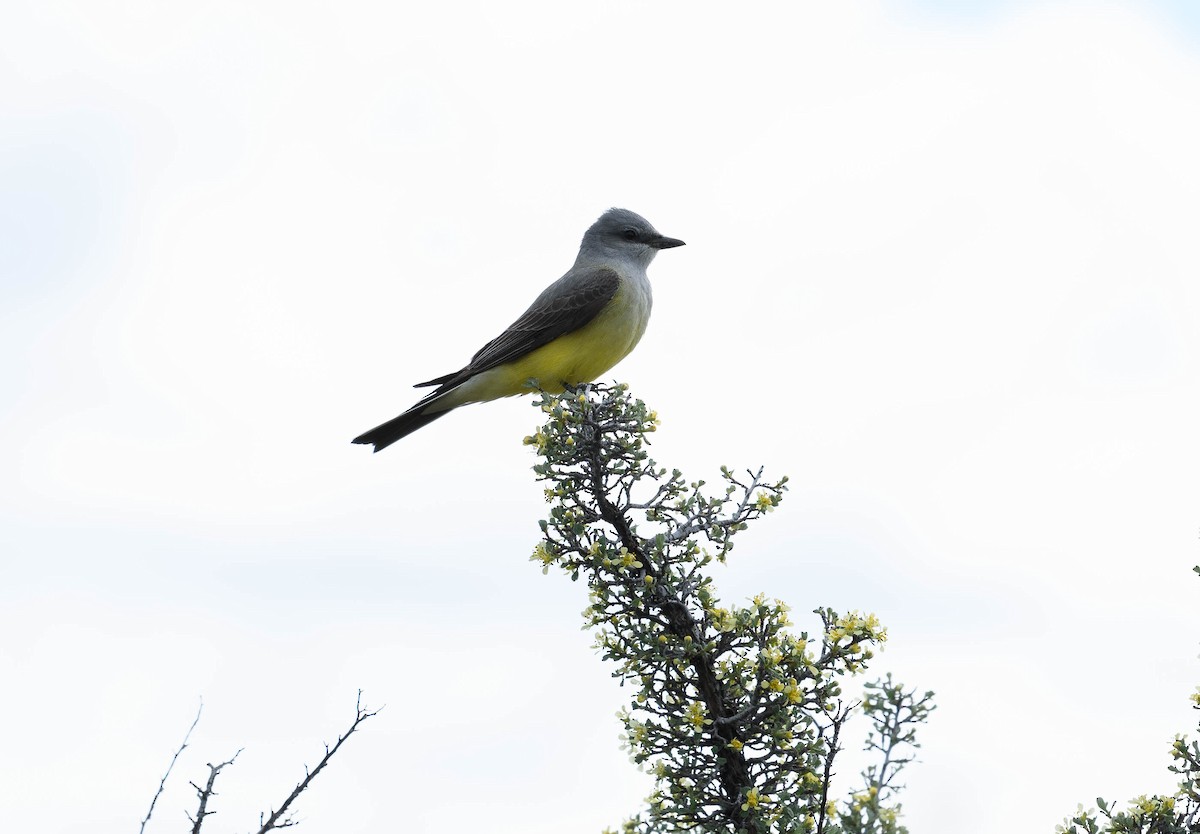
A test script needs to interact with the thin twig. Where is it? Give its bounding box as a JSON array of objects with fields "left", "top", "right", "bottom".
[
  {"left": 256, "top": 690, "right": 381, "bottom": 833},
  {"left": 140, "top": 697, "right": 203, "bottom": 834},
  {"left": 815, "top": 702, "right": 848, "bottom": 834}
]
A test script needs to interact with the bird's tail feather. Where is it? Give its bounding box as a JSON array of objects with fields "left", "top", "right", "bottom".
[
  {"left": 351, "top": 406, "right": 450, "bottom": 453},
  {"left": 413, "top": 372, "right": 456, "bottom": 388}
]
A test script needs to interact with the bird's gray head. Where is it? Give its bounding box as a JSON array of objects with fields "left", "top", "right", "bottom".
[{"left": 577, "top": 208, "right": 685, "bottom": 268}]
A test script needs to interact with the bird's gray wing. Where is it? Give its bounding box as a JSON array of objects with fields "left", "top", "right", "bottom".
[{"left": 414, "top": 266, "right": 621, "bottom": 388}]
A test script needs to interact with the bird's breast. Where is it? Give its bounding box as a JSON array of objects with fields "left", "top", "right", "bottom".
[
  {"left": 446, "top": 273, "right": 652, "bottom": 405},
  {"left": 527, "top": 273, "right": 651, "bottom": 386}
]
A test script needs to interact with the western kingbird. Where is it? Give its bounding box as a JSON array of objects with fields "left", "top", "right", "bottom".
[{"left": 352, "top": 208, "right": 684, "bottom": 452}]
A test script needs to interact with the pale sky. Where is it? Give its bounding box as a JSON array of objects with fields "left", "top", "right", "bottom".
[{"left": 3, "top": 2, "right": 1199, "bottom": 832}]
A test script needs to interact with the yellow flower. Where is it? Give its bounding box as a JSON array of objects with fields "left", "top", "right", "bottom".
[
  {"left": 741, "top": 787, "right": 762, "bottom": 810},
  {"left": 728, "top": 738, "right": 744, "bottom": 751},
  {"left": 530, "top": 541, "right": 556, "bottom": 573},
  {"left": 618, "top": 547, "right": 644, "bottom": 569},
  {"left": 523, "top": 427, "right": 551, "bottom": 451},
  {"left": 1129, "top": 794, "right": 1175, "bottom": 817},
  {"left": 684, "top": 701, "right": 711, "bottom": 730},
  {"left": 755, "top": 492, "right": 776, "bottom": 512},
  {"left": 709, "top": 608, "right": 736, "bottom": 632},
  {"left": 782, "top": 679, "right": 803, "bottom": 704}
]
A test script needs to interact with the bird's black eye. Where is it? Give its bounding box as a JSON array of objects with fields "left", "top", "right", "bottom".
[{"left": 622, "top": 228, "right": 639, "bottom": 241}]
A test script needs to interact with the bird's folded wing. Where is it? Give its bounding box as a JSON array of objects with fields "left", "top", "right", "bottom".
[{"left": 415, "top": 266, "right": 621, "bottom": 388}]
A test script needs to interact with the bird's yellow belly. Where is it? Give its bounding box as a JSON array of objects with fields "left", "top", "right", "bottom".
[
  {"left": 440, "top": 282, "right": 649, "bottom": 408},
  {"left": 508, "top": 313, "right": 638, "bottom": 390}
]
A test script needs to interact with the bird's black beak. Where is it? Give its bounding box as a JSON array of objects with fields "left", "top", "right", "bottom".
[{"left": 652, "top": 235, "right": 686, "bottom": 250}]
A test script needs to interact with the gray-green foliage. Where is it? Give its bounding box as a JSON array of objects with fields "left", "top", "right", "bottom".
[
  {"left": 1059, "top": 568, "right": 1200, "bottom": 834},
  {"left": 526, "top": 383, "right": 933, "bottom": 834}
]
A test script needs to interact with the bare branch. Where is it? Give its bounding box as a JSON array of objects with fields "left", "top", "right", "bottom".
[
  {"left": 188, "top": 749, "right": 243, "bottom": 834},
  {"left": 815, "top": 702, "right": 850, "bottom": 834},
  {"left": 256, "top": 691, "right": 381, "bottom": 834},
  {"left": 140, "top": 697, "right": 203, "bottom": 834}
]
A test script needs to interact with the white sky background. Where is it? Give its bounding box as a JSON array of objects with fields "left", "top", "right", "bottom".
[{"left": 3, "top": 1, "right": 1199, "bottom": 831}]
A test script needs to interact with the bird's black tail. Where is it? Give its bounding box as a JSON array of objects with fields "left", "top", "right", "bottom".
[{"left": 351, "top": 407, "right": 450, "bottom": 453}]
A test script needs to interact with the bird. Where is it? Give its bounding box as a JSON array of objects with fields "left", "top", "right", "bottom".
[{"left": 352, "top": 208, "right": 685, "bottom": 453}]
